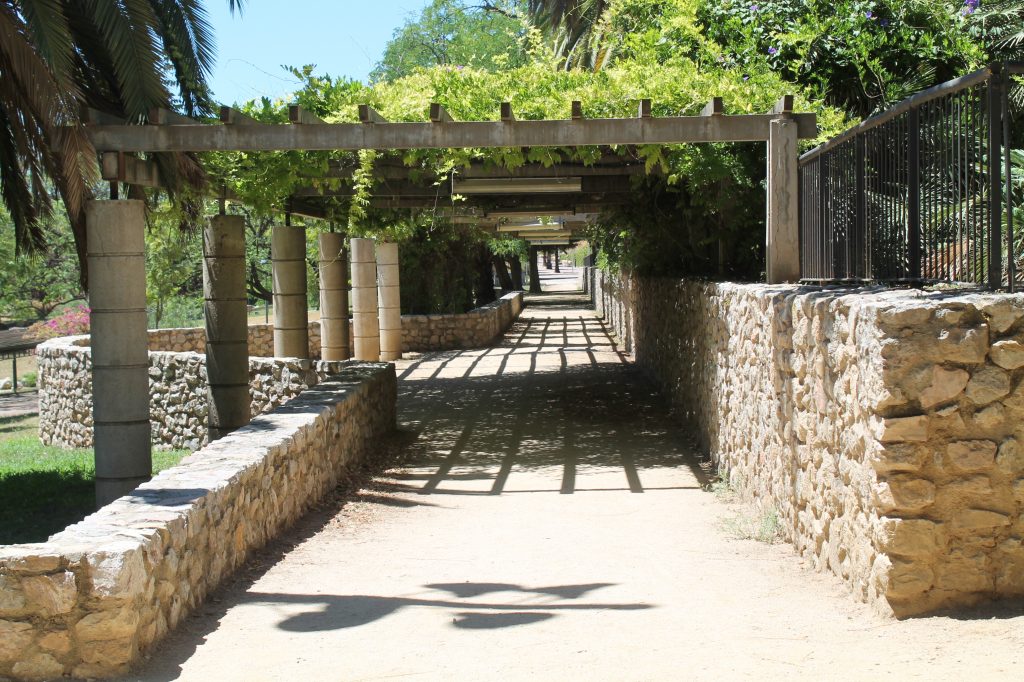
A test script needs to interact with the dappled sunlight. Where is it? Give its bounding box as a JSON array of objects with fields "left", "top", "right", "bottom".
[{"left": 388, "top": 271, "right": 705, "bottom": 499}]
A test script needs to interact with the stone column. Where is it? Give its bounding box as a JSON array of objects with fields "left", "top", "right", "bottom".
[
  {"left": 204, "top": 215, "right": 250, "bottom": 441},
  {"left": 319, "top": 232, "right": 351, "bottom": 361},
  {"left": 87, "top": 200, "right": 151, "bottom": 507},
  {"left": 271, "top": 225, "right": 309, "bottom": 357},
  {"left": 377, "top": 242, "right": 401, "bottom": 361},
  {"left": 767, "top": 117, "right": 800, "bottom": 284},
  {"left": 350, "top": 238, "right": 380, "bottom": 361}
]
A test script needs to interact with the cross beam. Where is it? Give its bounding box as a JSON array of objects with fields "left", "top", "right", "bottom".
[{"left": 86, "top": 113, "right": 817, "bottom": 153}]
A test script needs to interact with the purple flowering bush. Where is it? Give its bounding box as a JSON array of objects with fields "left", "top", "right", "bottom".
[{"left": 28, "top": 304, "right": 90, "bottom": 340}]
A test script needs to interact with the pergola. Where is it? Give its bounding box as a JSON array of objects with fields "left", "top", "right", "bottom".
[{"left": 82, "top": 96, "right": 816, "bottom": 504}]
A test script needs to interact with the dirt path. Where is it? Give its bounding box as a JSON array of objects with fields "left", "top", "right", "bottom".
[{"left": 134, "top": 266, "right": 1024, "bottom": 681}]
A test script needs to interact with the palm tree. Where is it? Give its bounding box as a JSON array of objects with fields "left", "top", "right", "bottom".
[
  {"left": 526, "top": 0, "right": 612, "bottom": 70},
  {"left": 0, "top": 0, "right": 242, "bottom": 282}
]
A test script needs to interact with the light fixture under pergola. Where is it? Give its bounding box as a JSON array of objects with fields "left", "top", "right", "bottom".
[{"left": 453, "top": 177, "right": 583, "bottom": 194}]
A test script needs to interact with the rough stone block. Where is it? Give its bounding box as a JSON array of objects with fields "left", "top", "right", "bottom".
[
  {"left": 11, "top": 653, "right": 65, "bottom": 680},
  {"left": 918, "top": 366, "right": 969, "bottom": 409},
  {"left": 947, "top": 440, "right": 997, "bottom": 473},
  {"left": 0, "top": 619, "right": 35, "bottom": 664},
  {"left": 886, "top": 559, "right": 934, "bottom": 597},
  {"left": 875, "top": 518, "right": 941, "bottom": 557},
  {"left": 20, "top": 571, "right": 77, "bottom": 616},
  {"left": 874, "top": 476, "right": 936, "bottom": 513},
  {"left": 990, "top": 340, "right": 1024, "bottom": 370},
  {"left": 966, "top": 367, "right": 1010, "bottom": 405},
  {"left": 878, "top": 416, "right": 929, "bottom": 443},
  {"left": 952, "top": 509, "right": 1011, "bottom": 530}
]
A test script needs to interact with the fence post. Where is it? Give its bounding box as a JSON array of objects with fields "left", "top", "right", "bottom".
[
  {"left": 988, "top": 64, "right": 1005, "bottom": 289},
  {"left": 767, "top": 117, "right": 801, "bottom": 283},
  {"left": 1005, "top": 65, "right": 1015, "bottom": 292},
  {"left": 908, "top": 108, "right": 922, "bottom": 282}
]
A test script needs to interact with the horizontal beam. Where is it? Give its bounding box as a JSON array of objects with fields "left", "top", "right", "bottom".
[{"left": 86, "top": 113, "right": 818, "bottom": 153}]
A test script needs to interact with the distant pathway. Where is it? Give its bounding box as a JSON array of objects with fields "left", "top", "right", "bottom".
[
  {"left": 0, "top": 390, "right": 38, "bottom": 419},
  {"left": 137, "top": 264, "right": 1024, "bottom": 681}
]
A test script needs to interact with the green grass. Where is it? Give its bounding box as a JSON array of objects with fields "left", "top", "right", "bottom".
[{"left": 0, "top": 414, "right": 188, "bottom": 545}]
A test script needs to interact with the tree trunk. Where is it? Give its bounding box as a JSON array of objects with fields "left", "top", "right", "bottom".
[
  {"left": 475, "top": 245, "right": 497, "bottom": 305},
  {"left": 528, "top": 246, "right": 542, "bottom": 293},
  {"left": 508, "top": 256, "right": 523, "bottom": 290},
  {"left": 554, "top": 248, "right": 560, "bottom": 273},
  {"left": 493, "top": 255, "right": 514, "bottom": 291}
]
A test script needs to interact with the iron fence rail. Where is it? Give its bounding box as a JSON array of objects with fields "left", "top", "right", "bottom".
[{"left": 798, "top": 62, "right": 1024, "bottom": 289}]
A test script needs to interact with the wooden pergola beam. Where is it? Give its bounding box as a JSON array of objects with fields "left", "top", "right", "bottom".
[{"left": 86, "top": 111, "right": 817, "bottom": 152}]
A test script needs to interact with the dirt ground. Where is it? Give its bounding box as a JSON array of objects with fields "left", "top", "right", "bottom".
[{"left": 130, "top": 267, "right": 1024, "bottom": 682}]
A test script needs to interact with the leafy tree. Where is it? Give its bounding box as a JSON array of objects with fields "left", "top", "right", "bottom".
[
  {"left": 0, "top": 207, "right": 84, "bottom": 324},
  {"left": 145, "top": 207, "right": 202, "bottom": 328},
  {"left": 0, "top": 0, "right": 243, "bottom": 285},
  {"left": 696, "top": 0, "right": 983, "bottom": 117},
  {"left": 372, "top": 0, "right": 531, "bottom": 81}
]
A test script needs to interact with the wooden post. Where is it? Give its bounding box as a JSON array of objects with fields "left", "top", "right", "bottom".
[{"left": 766, "top": 117, "right": 801, "bottom": 283}]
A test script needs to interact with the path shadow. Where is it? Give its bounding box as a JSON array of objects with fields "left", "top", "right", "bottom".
[{"left": 240, "top": 582, "right": 650, "bottom": 633}]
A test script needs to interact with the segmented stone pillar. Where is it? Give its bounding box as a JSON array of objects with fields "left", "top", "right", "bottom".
[
  {"left": 767, "top": 117, "right": 800, "bottom": 284},
  {"left": 204, "top": 215, "right": 250, "bottom": 441},
  {"left": 87, "top": 200, "right": 151, "bottom": 507},
  {"left": 271, "top": 225, "right": 309, "bottom": 358},
  {"left": 376, "top": 242, "right": 401, "bottom": 361},
  {"left": 350, "top": 238, "right": 380, "bottom": 361},
  {"left": 318, "top": 232, "right": 351, "bottom": 361}
]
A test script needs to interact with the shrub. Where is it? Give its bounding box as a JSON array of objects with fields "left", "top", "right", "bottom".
[{"left": 28, "top": 304, "right": 90, "bottom": 340}]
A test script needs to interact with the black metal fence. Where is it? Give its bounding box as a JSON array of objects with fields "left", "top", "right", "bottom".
[{"left": 799, "top": 63, "right": 1024, "bottom": 290}]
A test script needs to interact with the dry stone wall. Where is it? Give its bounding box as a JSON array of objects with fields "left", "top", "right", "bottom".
[
  {"left": 588, "top": 267, "right": 1024, "bottom": 617},
  {"left": 401, "top": 292, "right": 523, "bottom": 351},
  {"left": 38, "top": 293, "right": 522, "bottom": 450},
  {"left": 146, "top": 292, "right": 523, "bottom": 357},
  {"left": 39, "top": 337, "right": 365, "bottom": 450},
  {"left": 0, "top": 363, "right": 395, "bottom": 679}
]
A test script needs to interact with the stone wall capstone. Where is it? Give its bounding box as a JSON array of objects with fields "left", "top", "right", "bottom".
[
  {"left": 588, "top": 267, "right": 1024, "bottom": 617},
  {"left": 0, "top": 362, "right": 395, "bottom": 679}
]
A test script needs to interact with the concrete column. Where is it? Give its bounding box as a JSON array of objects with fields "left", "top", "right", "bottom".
[
  {"left": 767, "top": 117, "right": 801, "bottom": 284},
  {"left": 350, "top": 238, "right": 380, "bottom": 361},
  {"left": 271, "top": 225, "right": 309, "bottom": 357},
  {"left": 318, "top": 232, "right": 351, "bottom": 361},
  {"left": 204, "top": 215, "right": 250, "bottom": 441},
  {"left": 86, "top": 200, "right": 151, "bottom": 507},
  {"left": 376, "top": 242, "right": 401, "bottom": 361}
]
